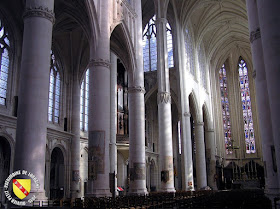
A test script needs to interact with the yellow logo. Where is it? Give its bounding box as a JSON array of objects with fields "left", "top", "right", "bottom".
[{"left": 13, "top": 179, "right": 31, "bottom": 200}]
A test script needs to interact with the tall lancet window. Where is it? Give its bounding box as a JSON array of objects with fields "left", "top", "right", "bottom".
[
  {"left": 0, "top": 18, "right": 10, "bottom": 105},
  {"left": 48, "top": 50, "right": 61, "bottom": 124},
  {"left": 143, "top": 15, "right": 174, "bottom": 72},
  {"left": 80, "top": 69, "right": 89, "bottom": 131},
  {"left": 184, "top": 28, "right": 195, "bottom": 76},
  {"left": 199, "top": 45, "right": 207, "bottom": 89},
  {"left": 238, "top": 58, "right": 256, "bottom": 154},
  {"left": 166, "top": 23, "right": 174, "bottom": 68},
  {"left": 219, "top": 64, "right": 232, "bottom": 154}
]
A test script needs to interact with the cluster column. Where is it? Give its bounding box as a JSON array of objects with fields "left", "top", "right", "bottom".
[
  {"left": 256, "top": 1, "right": 280, "bottom": 190},
  {"left": 87, "top": 0, "right": 111, "bottom": 197},
  {"left": 246, "top": 0, "right": 279, "bottom": 198},
  {"left": 127, "top": 0, "right": 147, "bottom": 195},
  {"left": 181, "top": 112, "right": 194, "bottom": 190},
  {"left": 194, "top": 122, "right": 207, "bottom": 189},
  {"left": 205, "top": 129, "right": 217, "bottom": 190},
  {"left": 155, "top": 7, "right": 175, "bottom": 191},
  {"left": 14, "top": 0, "right": 54, "bottom": 200},
  {"left": 70, "top": 77, "right": 81, "bottom": 198},
  {"left": 110, "top": 52, "right": 118, "bottom": 196}
]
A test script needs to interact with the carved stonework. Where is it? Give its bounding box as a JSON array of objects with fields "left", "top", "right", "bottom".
[
  {"left": 88, "top": 131, "right": 105, "bottom": 180},
  {"left": 156, "top": 17, "right": 168, "bottom": 25},
  {"left": 157, "top": 92, "right": 171, "bottom": 104},
  {"left": 130, "top": 163, "right": 145, "bottom": 181},
  {"left": 184, "top": 112, "right": 191, "bottom": 117},
  {"left": 88, "top": 59, "right": 111, "bottom": 69},
  {"left": 128, "top": 86, "right": 145, "bottom": 94},
  {"left": 195, "top": 122, "right": 204, "bottom": 126},
  {"left": 250, "top": 27, "right": 261, "bottom": 43},
  {"left": 23, "top": 6, "right": 55, "bottom": 24}
]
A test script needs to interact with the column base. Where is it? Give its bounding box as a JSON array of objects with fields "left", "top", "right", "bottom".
[
  {"left": 70, "top": 189, "right": 81, "bottom": 199},
  {"left": 128, "top": 188, "right": 148, "bottom": 196},
  {"left": 161, "top": 188, "right": 176, "bottom": 193},
  {"left": 86, "top": 189, "right": 111, "bottom": 197}
]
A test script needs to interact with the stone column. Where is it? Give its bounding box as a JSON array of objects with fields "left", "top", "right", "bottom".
[
  {"left": 87, "top": 0, "right": 111, "bottom": 197},
  {"left": 70, "top": 77, "right": 81, "bottom": 198},
  {"left": 110, "top": 52, "right": 118, "bottom": 196},
  {"left": 155, "top": 10, "right": 175, "bottom": 191},
  {"left": 14, "top": 0, "right": 54, "bottom": 200},
  {"left": 257, "top": 0, "right": 280, "bottom": 188},
  {"left": 247, "top": 0, "right": 279, "bottom": 197},
  {"left": 128, "top": 0, "right": 147, "bottom": 195},
  {"left": 181, "top": 112, "right": 194, "bottom": 190},
  {"left": 205, "top": 129, "right": 217, "bottom": 190},
  {"left": 195, "top": 122, "right": 207, "bottom": 189}
]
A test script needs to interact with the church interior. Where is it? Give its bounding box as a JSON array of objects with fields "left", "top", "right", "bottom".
[{"left": 0, "top": 0, "right": 279, "bottom": 208}]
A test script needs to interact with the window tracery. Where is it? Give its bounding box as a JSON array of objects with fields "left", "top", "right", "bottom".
[
  {"left": 142, "top": 16, "right": 174, "bottom": 72},
  {"left": 219, "top": 64, "right": 232, "bottom": 154},
  {"left": 80, "top": 69, "right": 89, "bottom": 131},
  {"left": 238, "top": 58, "right": 256, "bottom": 154},
  {"left": 48, "top": 50, "right": 61, "bottom": 124},
  {"left": 0, "top": 19, "right": 10, "bottom": 106}
]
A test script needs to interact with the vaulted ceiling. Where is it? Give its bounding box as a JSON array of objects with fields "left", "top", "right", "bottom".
[{"left": 142, "top": 0, "right": 250, "bottom": 65}]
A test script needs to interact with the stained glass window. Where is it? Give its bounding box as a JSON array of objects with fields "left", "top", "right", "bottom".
[
  {"left": 166, "top": 23, "right": 174, "bottom": 68},
  {"left": 238, "top": 58, "right": 256, "bottom": 154},
  {"left": 199, "top": 45, "right": 207, "bottom": 89},
  {"left": 48, "top": 50, "right": 61, "bottom": 123},
  {"left": 185, "top": 29, "right": 195, "bottom": 75},
  {"left": 0, "top": 18, "right": 10, "bottom": 106},
  {"left": 80, "top": 69, "right": 89, "bottom": 131},
  {"left": 219, "top": 64, "right": 232, "bottom": 154},
  {"left": 143, "top": 16, "right": 174, "bottom": 72}
]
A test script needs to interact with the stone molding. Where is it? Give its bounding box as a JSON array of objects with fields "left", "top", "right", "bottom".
[
  {"left": 23, "top": 6, "right": 55, "bottom": 24},
  {"left": 250, "top": 27, "right": 261, "bottom": 43},
  {"left": 89, "top": 59, "right": 111, "bottom": 69},
  {"left": 128, "top": 86, "right": 145, "bottom": 94},
  {"left": 195, "top": 122, "right": 204, "bottom": 126},
  {"left": 157, "top": 92, "right": 171, "bottom": 104},
  {"left": 206, "top": 129, "right": 214, "bottom": 132},
  {"left": 184, "top": 112, "right": 191, "bottom": 117}
]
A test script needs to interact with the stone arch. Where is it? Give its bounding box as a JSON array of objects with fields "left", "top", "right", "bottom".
[
  {"left": 49, "top": 146, "right": 67, "bottom": 200},
  {"left": 110, "top": 21, "right": 136, "bottom": 86},
  {"left": 189, "top": 91, "right": 200, "bottom": 122}
]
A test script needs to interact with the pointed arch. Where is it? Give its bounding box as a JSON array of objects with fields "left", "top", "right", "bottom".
[{"left": 110, "top": 21, "right": 136, "bottom": 86}]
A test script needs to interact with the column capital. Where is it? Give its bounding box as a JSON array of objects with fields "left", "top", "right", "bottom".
[
  {"left": 184, "top": 112, "right": 191, "bottom": 117},
  {"left": 128, "top": 86, "right": 146, "bottom": 94},
  {"left": 89, "top": 59, "right": 111, "bottom": 69},
  {"left": 23, "top": 6, "right": 55, "bottom": 24},
  {"left": 157, "top": 92, "right": 171, "bottom": 104},
  {"left": 195, "top": 122, "right": 204, "bottom": 126},
  {"left": 250, "top": 27, "right": 261, "bottom": 43}
]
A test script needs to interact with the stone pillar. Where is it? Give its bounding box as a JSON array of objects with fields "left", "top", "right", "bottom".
[
  {"left": 257, "top": 0, "right": 280, "bottom": 189},
  {"left": 194, "top": 122, "right": 207, "bottom": 189},
  {"left": 205, "top": 129, "right": 217, "bottom": 190},
  {"left": 110, "top": 52, "right": 118, "bottom": 196},
  {"left": 181, "top": 112, "right": 194, "bottom": 191},
  {"left": 87, "top": 0, "right": 111, "bottom": 197},
  {"left": 247, "top": 0, "right": 279, "bottom": 197},
  {"left": 14, "top": 0, "right": 54, "bottom": 200},
  {"left": 155, "top": 9, "right": 175, "bottom": 191},
  {"left": 128, "top": 0, "right": 147, "bottom": 195},
  {"left": 70, "top": 77, "right": 81, "bottom": 198}
]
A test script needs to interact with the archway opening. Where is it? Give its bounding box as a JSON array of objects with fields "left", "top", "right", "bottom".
[
  {"left": 50, "top": 147, "right": 65, "bottom": 200},
  {"left": 0, "top": 137, "right": 11, "bottom": 198}
]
